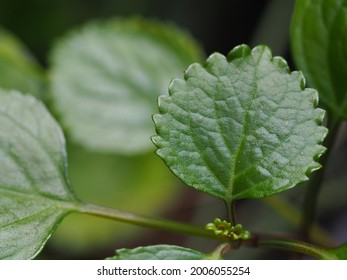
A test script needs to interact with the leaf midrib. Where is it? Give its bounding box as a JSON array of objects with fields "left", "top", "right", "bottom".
[
  {"left": 226, "top": 50, "right": 264, "bottom": 202},
  {"left": 0, "top": 188, "right": 79, "bottom": 212}
]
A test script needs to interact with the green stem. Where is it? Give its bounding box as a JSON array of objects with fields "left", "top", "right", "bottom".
[
  {"left": 225, "top": 200, "right": 236, "bottom": 225},
  {"left": 247, "top": 234, "right": 336, "bottom": 260},
  {"left": 75, "top": 201, "right": 220, "bottom": 241},
  {"left": 73, "top": 201, "right": 335, "bottom": 259},
  {"left": 300, "top": 116, "right": 341, "bottom": 241}
]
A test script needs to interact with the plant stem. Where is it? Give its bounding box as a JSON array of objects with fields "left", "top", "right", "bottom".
[
  {"left": 74, "top": 201, "right": 336, "bottom": 259},
  {"left": 300, "top": 116, "right": 341, "bottom": 241},
  {"left": 225, "top": 200, "right": 236, "bottom": 225},
  {"left": 75, "top": 201, "right": 221, "bottom": 241},
  {"left": 246, "top": 234, "right": 336, "bottom": 260}
]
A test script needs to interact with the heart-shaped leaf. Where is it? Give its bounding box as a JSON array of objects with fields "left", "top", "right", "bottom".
[
  {"left": 108, "top": 244, "right": 208, "bottom": 260},
  {"left": 0, "top": 26, "right": 45, "bottom": 98},
  {"left": 0, "top": 90, "right": 79, "bottom": 259},
  {"left": 291, "top": 0, "right": 347, "bottom": 120},
  {"left": 152, "top": 45, "right": 327, "bottom": 203},
  {"left": 50, "top": 17, "right": 203, "bottom": 154}
]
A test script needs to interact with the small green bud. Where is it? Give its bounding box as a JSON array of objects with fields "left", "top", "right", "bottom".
[{"left": 205, "top": 218, "right": 252, "bottom": 241}]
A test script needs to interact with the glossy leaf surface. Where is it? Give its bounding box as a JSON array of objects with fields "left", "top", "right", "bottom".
[
  {"left": 50, "top": 18, "right": 203, "bottom": 154},
  {"left": 108, "top": 244, "right": 208, "bottom": 260},
  {"left": 291, "top": 0, "right": 347, "bottom": 120},
  {"left": 0, "top": 27, "right": 45, "bottom": 98},
  {"left": 0, "top": 90, "right": 78, "bottom": 259},
  {"left": 152, "top": 45, "right": 327, "bottom": 202}
]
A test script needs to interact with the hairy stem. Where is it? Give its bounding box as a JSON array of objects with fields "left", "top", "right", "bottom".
[
  {"left": 300, "top": 116, "right": 341, "bottom": 241},
  {"left": 246, "top": 234, "right": 336, "bottom": 260},
  {"left": 75, "top": 201, "right": 221, "bottom": 241}
]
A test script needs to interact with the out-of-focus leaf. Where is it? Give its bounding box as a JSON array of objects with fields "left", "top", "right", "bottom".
[
  {"left": 291, "top": 0, "right": 347, "bottom": 120},
  {"left": 0, "top": 27, "right": 45, "bottom": 98},
  {"left": 328, "top": 242, "right": 347, "bottom": 260},
  {"left": 152, "top": 44, "right": 327, "bottom": 203},
  {"left": 50, "top": 17, "right": 204, "bottom": 154}
]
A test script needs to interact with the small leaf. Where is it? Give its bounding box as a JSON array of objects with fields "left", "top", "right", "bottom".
[
  {"left": 50, "top": 17, "right": 203, "bottom": 154},
  {"left": 291, "top": 0, "right": 347, "bottom": 120},
  {"left": 152, "top": 45, "right": 327, "bottom": 202},
  {"left": 108, "top": 245, "right": 208, "bottom": 260},
  {"left": 0, "top": 90, "right": 79, "bottom": 259},
  {"left": 0, "top": 26, "right": 45, "bottom": 98}
]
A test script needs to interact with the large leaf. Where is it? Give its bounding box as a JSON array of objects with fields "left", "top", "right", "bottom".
[
  {"left": 50, "top": 17, "right": 203, "bottom": 154},
  {"left": 108, "top": 244, "right": 209, "bottom": 260},
  {"left": 291, "top": 0, "right": 347, "bottom": 120},
  {"left": 152, "top": 45, "right": 327, "bottom": 202},
  {"left": 0, "top": 27, "right": 45, "bottom": 98},
  {"left": 0, "top": 90, "right": 79, "bottom": 259}
]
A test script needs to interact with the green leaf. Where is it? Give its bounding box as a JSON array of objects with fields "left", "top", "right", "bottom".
[
  {"left": 108, "top": 244, "right": 208, "bottom": 260},
  {"left": 0, "top": 26, "right": 45, "bottom": 98},
  {"left": 291, "top": 0, "right": 347, "bottom": 120},
  {"left": 328, "top": 242, "right": 347, "bottom": 260},
  {"left": 152, "top": 45, "right": 327, "bottom": 202},
  {"left": 50, "top": 17, "right": 203, "bottom": 154},
  {"left": 0, "top": 90, "right": 79, "bottom": 259}
]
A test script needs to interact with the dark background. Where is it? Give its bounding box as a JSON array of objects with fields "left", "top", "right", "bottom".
[{"left": 0, "top": 0, "right": 294, "bottom": 65}]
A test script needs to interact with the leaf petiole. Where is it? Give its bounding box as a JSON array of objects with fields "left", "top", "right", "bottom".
[{"left": 75, "top": 201, "right": 222, "bottom": 241}]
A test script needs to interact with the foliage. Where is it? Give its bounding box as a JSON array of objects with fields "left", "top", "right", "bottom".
[
  {"left": 0, "top": 90, "right": 78, "bottom": 259},
  {"left": 50, "top": 17, "right": 203, "bottom": 154},
  {"left": 291, "top": 0, "right": 347, "bottom": 120},
  {"left": 152, "top": 44, "right": 326, "bottom": 203},
  {"left": 0, "top": 0, "right": 346, "bottom": 260},
  {"left": 108, "top": 245, "right": 209, "bottom": 260}
]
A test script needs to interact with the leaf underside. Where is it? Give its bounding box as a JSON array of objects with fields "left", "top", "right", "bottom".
[
  {"left": 50, "top": 17, "right": 203, "bottom": 154},
  {"left": 0, "top": 90, "right": 78, "bottom": 259},
  {"left": 291, "top": 0, "right": 347, "bottom": 120},
  {"left": 108, "top": 244, "right": 207, "bottom": 260},
  {"left": 152, "top": 44, "right": 327, "bottom": 202}
]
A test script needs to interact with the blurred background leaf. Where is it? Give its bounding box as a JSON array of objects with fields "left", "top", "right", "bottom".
[
  {"left": 49, "top": 17, "right": 203, "bottom": 154},
  {"left": 0, "top": 27, "right": 45, "bottom": 99}
]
